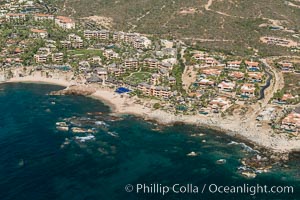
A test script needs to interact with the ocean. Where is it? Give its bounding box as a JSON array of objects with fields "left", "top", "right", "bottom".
[{"left": 0, "top": 83, "right": 299, "bottom": 200}]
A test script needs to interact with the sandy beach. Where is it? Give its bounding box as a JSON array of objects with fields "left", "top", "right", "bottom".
[{"left": 1, "top": 68, "right": 300, "bottom": 154}]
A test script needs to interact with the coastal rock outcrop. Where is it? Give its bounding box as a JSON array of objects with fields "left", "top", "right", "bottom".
[{"left": 49, "top": 85, "right": 96, "bottom": 96}]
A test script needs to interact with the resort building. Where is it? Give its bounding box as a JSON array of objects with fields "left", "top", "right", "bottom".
[
  {"left": 84, "top": 30, "right": 110, "bottom": 40},
  {"left": 241, "top": 84, "right": 256, "bottom": 97},
  {"left": 159, "top": 61, "right": 173, "bottom": 70},
  {"left": 5, "top": 13, "right": 26, "bottom": 22},
  {"left": 278, "top": 62, "right": 294, "bottom": 72},
  {"left": 113, "top": 31, "right": 125, "bottom": 41},
  {"left": 226, "top": 61, "right": 242, "bottom": 70},
  {"left": 138, "top": 83, "right": 171, "bottom": 99},
  {"left": 133, "top": 36, "right": 152, "bottom": 49},
  {"left": 103, "top": 49, "right": 119, "bottom": 59},
  {"left": 144, "top": 58, "right": 159, "bottom": 68},
  {"left": 34, "top": 54, "right": 48, "bottom": 63},
  {"left": 281, "top": 108, "right": 300, "bottom": 133},
  {"left": 91, "top": 56, "right": 101, "bottom": 63},
  {"left": 60, "top": 40, "right": 72, "bottom": 49},
  {"left": 62, "top": 34, "right": 84, "bottom": 49},
  {"left": 202, "top": 69, "right": 221, "bottom": 76},
  {"left": 55, "top": 16, "right": 75, "bottom": 29},
  {"left": 281, "top": 94, "right": 295, "bottom": 103},
  {"left": 168, "top": 76, "right": 176, "bottom": 85},
  {"left": 124, "top": 58, "right": 139, "bottom": 69},
  {"left": 124, "top": 33, "right": 140, "bottom": 43},
  {"left": 30, "top": 29, "right": 48, "bottom": 38},
  {"left": 33, "top": 13, "right": 54, "bottom": 21},
  {"left": 245, "top": 61, "right": 260, "bottom": 71},
  {"left": 68, "top": 34, "right": 81, "bottom": 41},
  {"left": 248, "top": 72, "right": 263, "bottom": 83},
  {"left": 198, "top": 79, "right": 215, "bottom": 87},
  {"left": 159, "top": 68, "right": 169, "bottom": 77},
  {"left": 192, "top": 52, "right": 208, "bottom": 60},
  {"left": 86, "top": 74, "right": 103, "bottom": 84},
  {"left": 151, "top": 73, "right": 160, "bottom": 85},
  {"left": 52, "top": 53, "right": 64, "bottom": 63},
  {"left": 93, "top": 67, "right": 108, "bottom": 80},
  {"left": 209, "top": 97, "right": 230, "bottom": 110},
  {"left": 205, "top": 57, "right": 218, "bottom": 66},
  {"left": 229, "top": 71, "right": 245, "bottom": 80},
  {"left": 108, "top": 67, "right": 125, "bottom": 77},
  {"left": 217, "top": 81, "right": 236, "bottom": 92}
]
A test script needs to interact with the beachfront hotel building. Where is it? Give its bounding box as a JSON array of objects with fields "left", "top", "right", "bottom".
[
  {"left": 138, "top": 83, "right": 171, "bottom": 99},
  {"left": 94, "top": 67, "right": 108, "bottom": 80},
  {"left": 52, "top": 53, "right": 64, "bottom": 63},
  {"left": 34, "top": 54, "right": 48, "bottom": 63}
]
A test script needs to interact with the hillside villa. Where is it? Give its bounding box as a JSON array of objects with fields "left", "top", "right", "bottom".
[{"left": 241, "top": 83, "right": 256, "bottom": 97}]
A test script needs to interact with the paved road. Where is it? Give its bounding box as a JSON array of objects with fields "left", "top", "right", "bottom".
[
  {"left": 259, "top": 58, "right": 284, "bottom": 107},
  {"left": 257, "top": 62, "right": 273, "bottom": 100}
]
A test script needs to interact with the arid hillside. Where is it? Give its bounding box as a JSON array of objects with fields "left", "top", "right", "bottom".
[{"left": 50, "top": 0, "right": 300, "bottom": 56}]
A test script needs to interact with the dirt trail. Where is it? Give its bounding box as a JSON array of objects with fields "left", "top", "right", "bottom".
[
  {"left": 204, "top": 0, "right": 244, "bottom": 18},
  {"left": 182, "top": 66, "right": 197, "bottom": 91},
  {"left": 286, "top": 1, "right": 300, "bottom": 9},
  {"left": 204, "top": 0, "right": 213, "bottom": 10}
]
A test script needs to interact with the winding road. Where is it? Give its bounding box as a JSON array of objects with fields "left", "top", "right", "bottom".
[
  {"left": 257, "top": 63, "right": 273, "bottom": 100},
  {"left": 259, "top": 58, "right": 284, "bottom": 107}
]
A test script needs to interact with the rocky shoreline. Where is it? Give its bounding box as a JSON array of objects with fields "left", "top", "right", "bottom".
[
  {"left": 50, "top": 86, "right": 299, "bottom": 171},
  {"left": 49, "top": 85, "right": 96, "bottom": 96},
  {"left": 2, "top": 73, "right": 300, "bottom": 163}
]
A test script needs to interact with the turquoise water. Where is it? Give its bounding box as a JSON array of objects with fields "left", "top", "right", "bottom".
[{"left": 0, "top": 83, "right": 299, "bottom": 200}]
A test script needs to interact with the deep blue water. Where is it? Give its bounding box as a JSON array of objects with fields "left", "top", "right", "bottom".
[{"left": 0, "top": 83, "right": 299, "bottom": 200}]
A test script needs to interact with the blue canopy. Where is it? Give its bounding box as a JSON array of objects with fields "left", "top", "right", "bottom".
[{"left": 115, "top": 87, "right": 131, "bottom": 94}]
